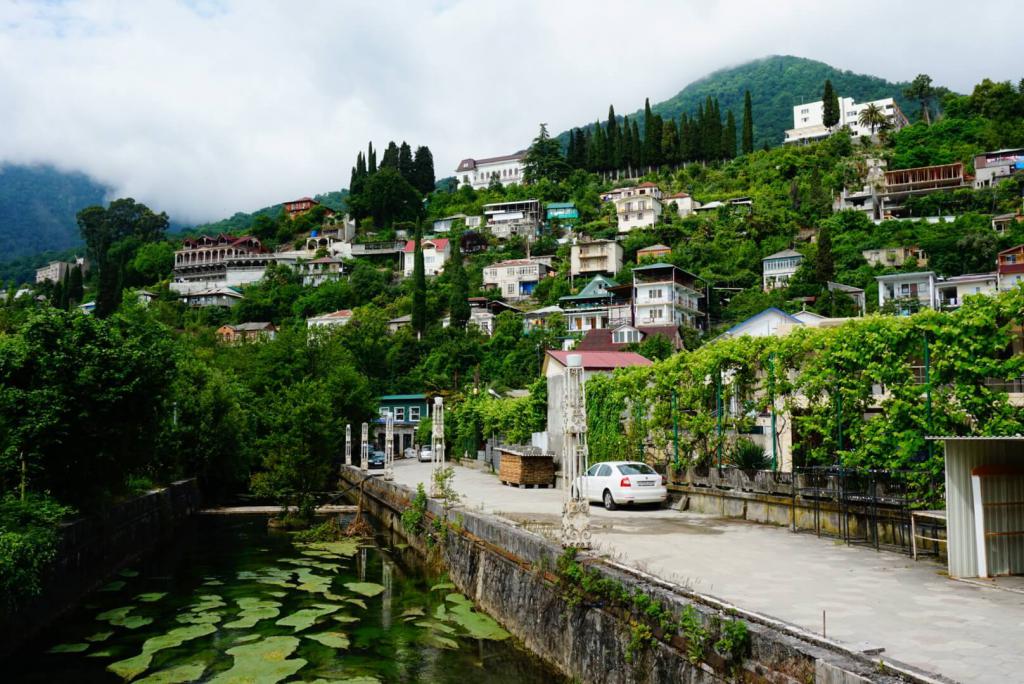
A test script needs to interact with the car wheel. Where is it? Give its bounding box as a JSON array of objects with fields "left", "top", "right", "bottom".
[{"left": 603, "top": 490, "right": 616, "bottom": 511}]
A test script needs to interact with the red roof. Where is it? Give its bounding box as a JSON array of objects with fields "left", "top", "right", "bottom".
[
  {"left": 637, "top": 182, "right": 659, "bottom": 188},
  {"left": 318, "top": 309, "right": 353, "bottom": 319},
  {"left": 545, "top": 350, "right": 652, "bottom": 370},
  {"left": 665, "top": 192, "right": 690, "bottom": 199},
  {"left": 403, "top": 238, "right": 450, "bottom": 253},
  {"left": 575, "top": 326, "right": 683, "bottom": 353}
]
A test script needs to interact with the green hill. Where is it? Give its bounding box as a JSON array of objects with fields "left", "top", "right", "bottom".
[
  {"left": 0, "top": 164, "right": 109, "bottom": 259},
  {"left": 562, "top": 55, "right": 922, "bottom": 150},
  {"left": 186, "top": 190, "right": 348, "bottom": 236}
]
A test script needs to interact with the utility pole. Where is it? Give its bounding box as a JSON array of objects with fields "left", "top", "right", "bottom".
[
  {"left": 672, "top": 390, "right": 679, "bottom": 469},
  {"left": 924, "top": 332, "right": 933, "bottom": 459}
]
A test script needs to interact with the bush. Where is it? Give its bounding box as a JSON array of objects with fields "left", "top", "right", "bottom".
[
  {"left": 727, "top": 438, "right": 771, "bottom": 470},
  {"left": 0, "top": 494, "right": 73, "bottom": 611}
]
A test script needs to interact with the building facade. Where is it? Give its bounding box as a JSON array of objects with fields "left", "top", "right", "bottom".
[
  {"left": 615, "top": 194, "right": 662, "bottom": 233},
  {"left": 283, "top": 197, "right": 335, "bottom": 219},
  {"left": 307, "top": 309, "right": 353, "bottom": 329},
  {"left": 935, "top": 273, "right": 999, "bottom": 309},
  {"left": 546, "top": 202, "right": 579, "bottom": 224},
  {"left": 762, "top": 249, "right": 804, "bottom": 291},
  {"left": 180, "top": 287, "right": 243, "bottom": 308},
  {"left": 631, "top": 263, "right": 704, "bottom": 329},
  {"left": 216, "top": 322, "right": 277, "bottom": 344},
  {"left": 784, "top": 96, "right": 909, "bottom": 145},
  {"left": 559, "top": 275, "right": 630, "bottom": 333},
  {"left": 973, "top": 148, "right": 1024, "bottom": 189},
  {"left": 376, "top": 394, "right": 430, "bottom": 454},
  {"left": 483, "top": 199, "right": 542, "bottom": 239},
  {"left": 664, "top": 192, "right": 700, "bottom": 217},
  {"left": 862, "top": 246, "right": 928, "bottom": 269},
  {"left": 402, "top": 237, "right": 450, "bottom": 277},
  {"left": 570, "top": 239, "right": 623, "bottom": 277},
  {"left": 636, "top": 244, "right": 672, "bottom": 261},
  {"left": 483, "top": 258, "right": 552, "bottom": 301},
  {"left": 998, "top": 245, "right": 1024, "bottom": 292},
  {"left": 455, "top": 151, "right": 527, "bottom": 190},
  {"left": 876, "top": 271, "right": 937, "bottom": 315}
]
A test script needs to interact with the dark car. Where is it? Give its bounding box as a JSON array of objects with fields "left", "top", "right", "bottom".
[{"left": 368, "top": 450, "right": 386, "bottom": 470}]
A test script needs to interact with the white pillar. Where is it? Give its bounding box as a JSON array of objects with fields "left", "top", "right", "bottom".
[
  {"left": 431, "top": 397, "right": 446, "bottom": 497},
  {"left": 561, "top": 354, "right": 591, "bottom": 548},
  {"left": 360, "top": 422, "right": 369, "bottom": 472},
  {"left": 384, "top": 413, "right": 395, "bottom": 481},
  {"left": 345, "top": 424, "right": 351, "bottom": 467}
]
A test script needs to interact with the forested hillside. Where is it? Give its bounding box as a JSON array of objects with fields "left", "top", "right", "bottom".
[
  {"left": 560, "top": 55, "right": 921, "bottom": 152},
  {"left": 0, "top": 164, "right": 108, "bottom": 258}
]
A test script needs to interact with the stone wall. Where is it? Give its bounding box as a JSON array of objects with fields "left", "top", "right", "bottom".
[
  {"left": 0, "top": 479, "right": 201, "bottom": 656},
  {"left": 340, "top": 467, "right": 939, "bottom": 684}
]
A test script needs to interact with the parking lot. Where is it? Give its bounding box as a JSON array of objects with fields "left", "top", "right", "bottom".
[{"left": 387, "top": 458, "right": 1024, "bottom": 684}]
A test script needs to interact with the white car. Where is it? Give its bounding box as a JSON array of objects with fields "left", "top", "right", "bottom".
[
  {"left": 573, "top": 461, "right": 667, "bottom": 510},
  {"left": 403, "top": 447, "right": 417, "bottom": 459},
  {"left": 418, "top": 447, "right": 433, "bottom": 463}
]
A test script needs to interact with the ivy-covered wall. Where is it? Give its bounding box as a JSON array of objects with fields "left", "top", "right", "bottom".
[{"left": 586, "top": 288, "right": 1024, "bottom": 491}]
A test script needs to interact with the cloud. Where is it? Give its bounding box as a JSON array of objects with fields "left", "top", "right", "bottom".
[{"left": 0, "top": 0, "right": 1020, "bottom": 224}]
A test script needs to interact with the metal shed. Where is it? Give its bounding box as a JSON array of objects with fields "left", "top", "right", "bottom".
[{"left": 933, "top": 436, "right": 1024, "bottom": 578}]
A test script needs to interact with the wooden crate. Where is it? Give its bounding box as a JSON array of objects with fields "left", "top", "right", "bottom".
[{"left": 499, "top": 452, "right": 555, "bottom": 487}]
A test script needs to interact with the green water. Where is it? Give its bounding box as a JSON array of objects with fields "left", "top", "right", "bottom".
[{"left": 12, "top": 515, "right": 563, "bottom": 683}]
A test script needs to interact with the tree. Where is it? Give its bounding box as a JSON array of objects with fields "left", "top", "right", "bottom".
[
  {"left": 904, "top": 74, "right": 935, "bottom": 125},
  {"left": 380, "top": 141, "right": 400, "bottom": 169},
  {"left": 722, "top": 110, "right": 737, "bottom": 160},
  {"left": 367, "top": 141, "right": 377, "bottom": 173},
  {"left": 412, "top": 146, "right": 436, "bottom": 194},
  {"left": 822, "top": 79, "right": 840, "bottom": 129},
  {"left": 66, "top": 265, "right": 84, "bottom": 306},
  {"left": 858, "top": 103, "right": 887, "bottom": 135},
  {"left": 522, "top": 123, "right": 570, "bottom": 183},
  {"left": 398, "top": 141, "right": 415, "bottom": 181},
  {"left": 815, "top": 225, "right": 835, "bottom": 284},
  {"left": 448, "top": 233, "right": 470, "bottom": 328},
  {"left": 741, "top": 90, "right": 754, "bottom": 154},
  {"left": 353, "top": 167, "right": 421, "bottom": 229},
  {"left": 605, "top": 105, "right": 620, "bottom": 170},
  {"left": 411, "top": 226, "right": 427, "bottom": 336}
]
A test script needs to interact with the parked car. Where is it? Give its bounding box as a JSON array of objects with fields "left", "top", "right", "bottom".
[
  {"left": 403, "top": 446, "right": 417, "bottom": 459},
  {"left": 368, "top": 450, "right": 386, "bottom": 470},
  {"left": 572, "top": 461, "right": 666, "bottom": 510},
  {"left": 418, "top": 446, "right": 433, "bottom": 463}
]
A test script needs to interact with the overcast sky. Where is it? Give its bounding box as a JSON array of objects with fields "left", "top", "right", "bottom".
[{"left": 0, "top": 0, "right": 1021, "bottom": 224}]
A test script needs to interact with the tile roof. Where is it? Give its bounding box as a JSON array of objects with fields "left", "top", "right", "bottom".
[
  {"left": 403, "top": 238, "right": 450, "bottom": 253},
  {"left": 313, "top": 309, "right": 353, "bottom": 319},
  {"left": 763, "top": 249, "right": 803, "bottom": 260},
  {"left": 455, "top": 150, "right": 527, "bottom": 171},
  {"left": 546, "top": 350, "right": 653, "bottom": 370},
  {"left": 575, "top": 325, "right": 682, "bottom": 353}
]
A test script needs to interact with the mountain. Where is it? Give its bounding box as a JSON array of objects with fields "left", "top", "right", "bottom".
[
  {"left": 0, "top": 164, "right": 109, "bottom": 260},
  {"left": 561, "top": 55, "right": 921, "bottom": 151},
  {"left": 186, "top": 190, "right": 348, "bottom": 236}
]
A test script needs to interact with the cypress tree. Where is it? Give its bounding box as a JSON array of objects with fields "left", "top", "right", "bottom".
[
  {"left": 741, "top": 90, "right": 754, "bottom": 154},
  {"left": 605, "top": 106, "right": 619, "bottom": 171},
  {"left": 642, "top": 97, "right": 655, "bottom": 167},
  {"left": 367, "top": 142, "right": 377, "bottom": 174},
  {"left": 51, "top": 272, "right": 65, "bottom": 308},
  {"left": 815, "top": 225, "right": 835, "bottom": 284},
  {"left": 412, "top": 146, "right": 435, "bottom": 194},
  {"left": 631, "top": 120, "right": 642, "bottom": 170},
  {"left": 822, "top": 79, "right": 840, "bottom": 128},
  {"left": 381, "top": 141, "right": 400, "bottom": 169},
  {"left": 67, "top": 265, "right": 84, "bottom": 305},
  {"left": 722, "top": 110, "right": 737, "bottom": 160},
  {"left": 448, "top": 233, "right": 470, "bottom": 327},
  {"left": 590, "top": 121, "right": 605, "bottom": 172},
  {"left": 412, "top": 225, "right": 427, "bottom": 336},
  {"left": 621, "top": 117, "right": 633, "bottom": 170},
  {"left": 650, "top": 114, "right": 664, "bottom": 166},
  {"left": 679, "top": 113, "right": 694, "bottom": 162},
  {"left": 662, "top": 119, "right": 680, "bottom": 165},
  {"left": 398, "top": 142, "right": 414, "bottom": 181}
]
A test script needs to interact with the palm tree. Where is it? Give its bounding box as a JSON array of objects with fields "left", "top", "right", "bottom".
[{"left": 858, "top": 104, "right": 888, "bottom": 136}]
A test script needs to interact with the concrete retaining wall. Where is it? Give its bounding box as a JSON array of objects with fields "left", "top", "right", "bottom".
[
  {"left": 0, "top": 479, "right": 201, "bottom": 656},
  {"left": 341, "top": 467, "right": 940, "bottom": 684}
]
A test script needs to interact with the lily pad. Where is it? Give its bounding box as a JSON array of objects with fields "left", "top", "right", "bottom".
[
  {"left": 415, "top": 620, "right": 455, "bottom": 634},
  {"left": 446, "top": 599, "right": 510, "bottom": 641},
  {"left": 343, "top": 582, "right": 385, "bottom": 598},
  {"left": 275, "top": 605, "right": 340, "bottom": 632},
  {"left": 88, "top": 649, "right": 115, "bottom": 658},
  {"left": 400, "top": 607, "right": 425, "bottom": 618},
  {"left": 304, "top": 631, "right": 350, "bottom": 649},
  {"left": 97, "top": 606, "right": 133, "bottom": 623},
  {"left": 202, "top": 579, "right": 224, "bottom": 586},
  {"left": 301, "top": 540, "right": 359, "bottom": 557},
  {"left": 108, "top": 653, "right": 153, "bottom": 681},
  {"left": 430, "top": 582, "right": 455, "bottom": 592},
  {"left": 267, "top": 591, "right": 287, "bottom": 598},
  {"left": 48, "top": 642, "right": 89, "bottom": 653},
  {"left": 101, "top": 580, "right": 127, "bottom": 592},
  {"left": 223, "top": 598, "right": 280, "bottom": 629},
  {"left": 234, "top": 634, "right": 261, "bottom": 644},
  {"left": 86, "top": 631, "right": 114, "bottom": 642},
  {"left": 135, "top": 593, "right": 167, "bottom": 603},
  {"left": 121, "top": 615, "right": 154, "bottom": 630},
  {"left": 331, "top": 614, "right": 359, "bottom": 624},
  {"left": 119, "top": 569, "right": 140, "bottom": 578},
  {"left": 135, "top": 662, "right": 207, "bottom": 684},
  {"left": 107, "top": 623, "right": 216, "bottom": 681},
  {"left": 422, "top": 632, "right": 459, "bottom": 650},
  {"left": 346, "top": 598, "right": 367, "bottom": 610},
  {"left": 207, "top": 636, "right": 307, "bottom": 684}
]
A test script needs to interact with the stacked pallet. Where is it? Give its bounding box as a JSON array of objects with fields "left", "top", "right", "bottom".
[{"left": 499, "top": 448, "right": 555, "bottom": 487}]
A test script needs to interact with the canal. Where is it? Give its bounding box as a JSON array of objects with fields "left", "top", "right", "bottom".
[{"left": 10, "top": 514, "right": 563, "bottom": 683}]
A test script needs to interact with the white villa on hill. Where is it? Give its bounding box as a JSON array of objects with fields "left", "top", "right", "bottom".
[
  {"left": 785, "top": 96, "right": 909, "bottom": 145},
  {"left": 455, "top": 151, "right": 527, "bottom": 190},
  {"left": 762, "top": 249, "right": 804, "bottom": 291}
]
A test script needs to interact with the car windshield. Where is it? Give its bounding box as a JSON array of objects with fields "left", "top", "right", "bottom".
[{"left": 617, "top": 463, "right": 656, "bottom": 475}]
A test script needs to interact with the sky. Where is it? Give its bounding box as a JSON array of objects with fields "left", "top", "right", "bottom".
[{"left": 0, "top": 0, "right": 1021, "bottom": 225}]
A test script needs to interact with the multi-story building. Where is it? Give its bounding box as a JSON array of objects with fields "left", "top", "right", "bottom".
[
  {"left": 283, "top": 197, "right": 335, "bottom": 219},
  {"left": 298, "top": 257, "right": 346, "bottom": 287},
  {"left": 861, "top": 246, "right": 928, "bottom": 269},
  {"left": 664, "top": 192, "right": 700, "bottom": 217},
  {"left": 455, "top": 151, "right": 527, "bottom": 190},
  {"left": 546, "top": 202, "right": 579, "bottom": 224},
  {"left": 559, "top": 275, "right": 631, "bottom": 333},
  {"left": 614, "top": 193, "right": 662, "bottom": 233},
  {"left": 762, "top": 249, "right": 804, "bottom": 291},
  {"left": 835, "top": 161, "right": 968, "bottom": 219},
  {"left": 631, "top": 263, "right": 704, "bottom": 329},
  {"left": 784, "top": 96, "right": 909, "bottom": 145},
  {"left": 973, "top": 148, "right": 1024, "bottom": 189},
  {"left": 876, "top": 271, "right": 937, "bottom": 315},
  {"left": 483, "top": 258, "right": 553, "bottom": 301},
  {"left": 482, "top": 199, "right": 541, "bottom": 239},
  {"left": 570, "top": 239, "right": 623, "bottom": 277},
  {"left": 35, "top": 256, "right": 87, "bottom": 284},
  {"left": 998, "top": 245, "right": 1024, "bottom": 292},
  {"left": 935, "top": 273, "right": 999, "bottom": 309},
  {"left": 402, "top": 237, "right": 450, "bottom": 277},
  {"left": 377, "top": 394, "right": 430, "bottom": 454},
  {"left": 179, "top": 287, "right": 244, "bottom": 308},
  {"left": 171, "top": 234, "right": 287, "bottom": 294},
  {"left": 600, "top": 182, "right": 663, "bottom": 203},
  {"left": 216, "top": 322, "right": 277, "bottom": 344}
]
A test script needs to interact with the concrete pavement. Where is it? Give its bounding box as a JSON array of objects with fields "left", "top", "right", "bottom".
[{"left": 385, "top": 458, "right": 1024, "bottom": 684}]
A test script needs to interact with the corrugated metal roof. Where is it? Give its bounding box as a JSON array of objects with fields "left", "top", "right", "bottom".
[{"left": 545, "top": 350, "right": 652, "bottom": 369}]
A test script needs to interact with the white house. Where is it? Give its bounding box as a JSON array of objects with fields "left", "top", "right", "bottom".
[
  {"left": 615, "top": 193, "right": 662, "bottom": 233},
  {"left": 307, "top": 309, "right": 353, "bottom": 329},
  {"left": 402, "top": 238, "right": 450, "bottom": 278},
  {"left": 876, "top": 271, "right": 937, "bottom": 315},
  {"left": 862, "top": 246, "right": 928, "bottom": 269},
  {"left": 570, "top": 239, "right": 623, "bottom": 277},
  {"left": 483, "top": 258, "right": 552, "bottom": 301},
  {"left": 935, "top": 273, "right": 999, "bottom": 309},
  {"left": 762, "top": 249, "right": 804, "bottom": 291},
  {"left": 482, "top": 199, "right": 542, "bottom": 240},
  {"left": 179, "top": 287, "right": 243, "bottom": 308},
  {"left": 543, "top": 350, "right": 652, "bottom": 460},
  {"left": 631, "top": 263, "right": 704, "bottom": 329},
  {"left": 455, "top": 151, "right": 527, "bottom": 190},
  {"left": 298, "top": 257, "right": 346, "bottom": 287},
  {"left": 664, "top": 192, "right": 700, "bottom": 218},
  {"left": 600, "top": 182, "right": 663, "bottom": 203},
  {"left": 785, "top": 96, "right": 909, "bottom": 144}
]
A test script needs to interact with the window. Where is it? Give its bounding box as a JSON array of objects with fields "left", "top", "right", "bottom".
[
  {"left": 618, "top": 463, "right": 656, "bottom": 475},
  {"left": 651, "top": 308, "right": 663, "bottom": 319},
  {"left": 648, "top": 288, "right": 663, "bottom": 299},
  {"left": 597, "top": 464, "right": 612, "bottom": 477},
  {"left": 586, "top": 464, "right": 600, "bottom": 477},
  {"left": 613, "top": 327, "right": 641, "bottom": 344},
  {"left": 506, "top": 283, "right": 515, "bottom": 294},
  {"left": 379, "top": 408, "right": 390, "bottom": 418},
  {"left": 394, "top": 407, "right": 405, "bottom": 421}
]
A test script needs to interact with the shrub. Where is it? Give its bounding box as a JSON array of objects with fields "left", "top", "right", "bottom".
[{"left": 728, "top": 438, "right": 771, "bottom": 470}]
